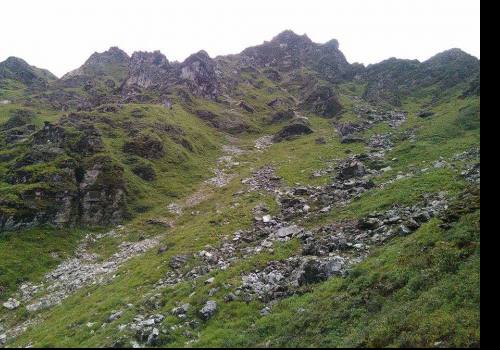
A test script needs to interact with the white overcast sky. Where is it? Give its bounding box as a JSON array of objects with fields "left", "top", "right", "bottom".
[{"left": 0, "top": 0, "right": 480, "bottom": 77}]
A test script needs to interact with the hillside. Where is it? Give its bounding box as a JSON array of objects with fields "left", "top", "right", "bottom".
[{"left": 0, "top": 31, "right": 480, "bottom": 348}]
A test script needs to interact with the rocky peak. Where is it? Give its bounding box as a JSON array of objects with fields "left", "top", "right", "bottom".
[
  {"left": 0, "top": 57, "right": 56, "bottom": 86},
  {"left": 323, "top": 39, "right": 340, "bottom": 50},
  {"left": 180, "top": 50, "right": 219, "bottom": 99},
  {"left": 130, "top": 51, "right": 169, "bottom": 69},
  {"left": 1, "top": 56, "right": 30, "bottom": 70},
  {"left": 420, "top": 49, "right": 479, "bottom": 89},
  {"left": 62, "top": 47, "right": 130, "bottom": 82},
  {"left": 361, "top": 49, "right": 480, "bottom": 105},
  {"left": 125, "top": 51, "right": 171, "bottom": 89},
  {"left": 85, "top": 47, "right": 130, "bottom": 67},
  {"left": 423, "top": 48, "right": 479, "bottom": 71},
  {"left": 270, "top": 30, "right": 313, "bottom": 47},
  {"left": 240, "top": 31, "right": 351, "bottom": 82},
  {"left": 186, "top": 49, "right": 210, "bottom": 61}
]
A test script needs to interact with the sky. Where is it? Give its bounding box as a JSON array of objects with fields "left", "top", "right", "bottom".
[{"left": 0, "top": 0, "right": 480, "bottom": 77}]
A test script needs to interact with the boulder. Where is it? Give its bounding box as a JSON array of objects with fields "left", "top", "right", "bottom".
[
  {"left": 3, "top": 298, "right": 20, "bottom": 310},
  {"left": 301, "top": 85, "right": 343, "bottom": 118},
  {"left": 315, "top": 137, "right": 327, "bottom": 145},
  {"left": 273, "top": 121, "right": 313, "bottom": 142},
  {"left": 199, "top": 300, "right": 217, "bottom": 320},
  {"left": 180, "top": 50, "right": 219, "bottom": 99},
  {"left": 238, "top": 101, "right": 255, "bottom": 113},
  {"left": 297, "top": 259, "right": 327, "bottom": 285},
  {"left": 297, "top": 258, "right": 344, "bottom": 286},
  {"left": 358, "top": 217, "right": 382, "bottom": 230},
  {"left": 146, "top": 328, "right": 160, "bottom": 346},
  {"left": 172, "top": 303, "right": 190, "bottom": 317},
  {"left": 169, "top": 255, "right": 189, "bottom": 269},
  {"left": 341, "top": 134, "right": 364, "bottom": 144},
  {"left": 271, "top": 109, "right": 295, "bottom": 124},
  {"left": 132, "top": 163, "right": 156, "bottom": 181},
  {"left": 123, "top": 133, "right": 165, "bottom": 160},
  {"left": 338, "top": 160, "right": 367, "bottom": 180},
  {"left": 418, "top": 110, "right": 435, "bottom": 118},
  {"left": 276, "top": 225, "right": 302, "bottom": 238},
  {"left": 108, "top": 310, "right": 123, "bottom": 322}
]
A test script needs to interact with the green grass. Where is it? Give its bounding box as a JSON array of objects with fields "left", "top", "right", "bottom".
[
  {"left": 1, "top": 68, "right": 480, "bottom": 347},
  {"left": 0, "top": 227, "right": 86, "bottom": 300},
  {"left": 221, "top": 211, "right": 480, "bottom": 348}
]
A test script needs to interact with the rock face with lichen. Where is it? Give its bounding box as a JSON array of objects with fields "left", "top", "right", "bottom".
[
  {"left": 180, "top": 51, "right": 219, "bottom": 99},
  {"left": 0, "top": 121, "right": 127, "bottom": 231},
  {"left": 125, "top": 51, "right": 171, "bottom": 90},
  {"left": 241, "top": 30, "right": 353, "bottom": 82}
]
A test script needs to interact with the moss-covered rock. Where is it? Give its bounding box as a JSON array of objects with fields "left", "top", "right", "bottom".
[{"left": 123, "top": 133, "right": 165, "bottom": 159}]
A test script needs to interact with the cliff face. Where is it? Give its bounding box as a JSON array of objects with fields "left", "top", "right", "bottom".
[{"left": 0, "top": 120, "right": 127, "bottom": 231}]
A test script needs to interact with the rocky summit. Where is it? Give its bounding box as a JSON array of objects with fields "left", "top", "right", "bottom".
[{"left": 0, "top": 31, "right": 480, "bottom": 348}]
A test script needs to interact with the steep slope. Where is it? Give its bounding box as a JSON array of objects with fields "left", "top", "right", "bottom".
[
  {"left": 362, "top": 49, "right": 480, "bottom": 106},
  {"left": 62, "top": 47, "right": 130, "bottom": 83},
  {"left": 0, "top": 31, "right": 480, "bottom": 348},
  {"left": 0, "top": 57, "right": 57, "bottom": 101},
  {"left": 0, "top": 57, "right": 56, "bottom": 86}
]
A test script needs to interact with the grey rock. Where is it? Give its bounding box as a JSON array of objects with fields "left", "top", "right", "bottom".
[
  {"left": 273, "top": 121, "right": 313, "bottom": 142},
  {"left": 108, "top": 310, "right": 123, "bottom": 322},
  {"left": 338, "top": 160, "right": 367, "bottom": 180},
  {"left": 297, "top": 259, "right": 327, "bottom": 286},
  {"left": 200, "top": 300, "right": 217, "bottom": 320},
  {"left": 341, "top": 134, "right": 364, "bottom": 144},
  {"left": 3, "top": 298, "right": 20, "bottom": 310},
  {"left": 276, "top": 225, "right": 301, "bottom": 239},
  {"left": 260, "top": 307, "right": 271, "bottom": 316},
  {"left": 172, "top": 303, "right": 190, "bottom": 316},
  {"left": 224, "top": 293, "right": 238, "bottom": 302},
  {"left": 418, "top": 110, "right": 435, "bottom": 118},
  {"left": 208, "top": 288, "right": 219, "bottom": 297},
  {"left": 169, "top": 255, "right": 189, "bottom": 269},
  {"left": 147, "top": 327, "right": 160, "bottom": 346}
]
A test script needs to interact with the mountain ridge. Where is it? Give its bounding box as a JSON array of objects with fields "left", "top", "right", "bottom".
[{"left": 1, "top": 30, "right": 479, "bottom": 81}]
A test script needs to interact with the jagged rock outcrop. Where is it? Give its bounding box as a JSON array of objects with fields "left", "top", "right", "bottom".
[
  {"left": 180, "top": 51, "right": 219, "bottom": 99},
  {"left": 78, "top": 156, "right": 127, "bottom": 227},
  {"left": 125, "top": 51, "right": 171, "bottom": 89},
  {"left": 274, "top": 119, "right": 313, "bottom": 142},
  {"left": 301, "top": 85, "right": 343, "bottom": 117},
  {"left": 242, "top": 31, "right": 316, "bottom": 72},
  {"left": 0, "top": 122, "right": 127, "bottom": 231},
  {"left": 241, "top": 30, "right": 353, "bottom": 83}
]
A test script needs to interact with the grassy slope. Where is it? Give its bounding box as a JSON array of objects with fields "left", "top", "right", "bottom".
[
  {"left": 0, "top": 98, "right": 228, "bottom": 302},
  {"left": 0, "top": 77, "right": 480, "bottom": 348}
]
